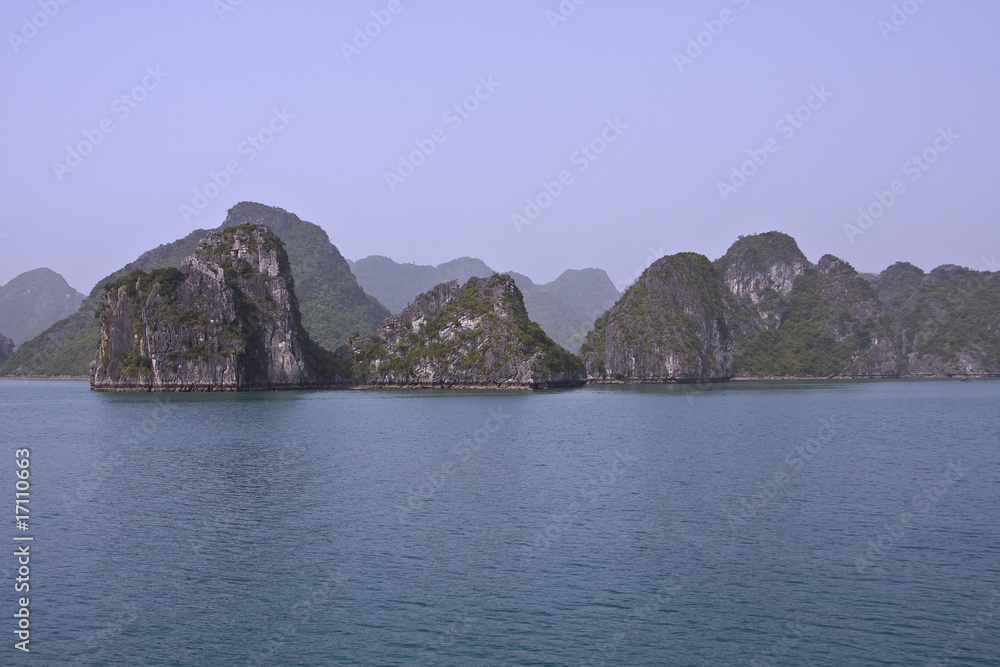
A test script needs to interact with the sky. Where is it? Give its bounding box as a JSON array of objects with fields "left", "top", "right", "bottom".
[{"left": 1, "top": 0, "right": 998, "bottom": 294}]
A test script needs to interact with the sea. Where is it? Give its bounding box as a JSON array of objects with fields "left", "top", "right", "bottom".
[{"left": 2, "top": 378, "right": 998, "bottom": 666}]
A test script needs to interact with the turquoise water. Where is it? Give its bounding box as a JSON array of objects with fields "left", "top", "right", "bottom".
[{"left": 2, "top": 379, "right": 999, "bottom": 665}]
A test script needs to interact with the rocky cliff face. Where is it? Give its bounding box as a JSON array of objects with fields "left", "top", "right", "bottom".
[
  {"left": 875, "top": 263, "right": 1000, "bottom": 376},
  {"left": 728, "top": 251, "right": 898, "bottom": 378},
  {"left": 349, "top": 274, "right": 585, "bottom": 388},
  {"left": 90, "top": 224, "right": 344, "bottom": 391},
  {"left": 222, "top": 202, "right": 388, "bottom": 349},
  {"left": 716, "top": 232, "right": 808, "bottom": 340},
  {"left": 581, "top": 252, "right": 732, "bottom": 382},
  {"left": 0, "top": 333, "right": 13, "bottom": 364}
]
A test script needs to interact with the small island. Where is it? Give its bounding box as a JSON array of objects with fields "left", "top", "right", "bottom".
[{"left": 349, "top": 274, "right": 585, "bottom": 389}]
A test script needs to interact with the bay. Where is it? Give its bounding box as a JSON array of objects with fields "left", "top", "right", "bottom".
[{"left": 2, "top": 379, "right": 998, "bottom": 665}]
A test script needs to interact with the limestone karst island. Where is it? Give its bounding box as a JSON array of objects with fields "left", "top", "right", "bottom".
[{"left": 0, "top": 202, "right": 996, "bottom": 390}]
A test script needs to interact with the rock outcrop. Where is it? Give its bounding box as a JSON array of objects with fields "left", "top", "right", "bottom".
[
  {"left": 349, "top": 255, "right": 620, "bottom": 353},
  {"left": 724, "top": 246, "right": 899, "bottom": 378},
  {"left": 581, "top": 252, "right": 732, "bottom": 382},
  {"left": 223, "top": 202, "right": 388, "bottom": 349},
  {"left": 813, "top": 255, "right": 898, "bottom": 376},
  {"left": 348, "top": 274, "right": 585, "bottom": 388},
  {"left": 716, "top": 232, "right": 808, "bottom": 341},
  {"left": 3, "top": 201, "right": 386, "bottom": 377},
  {"left": 0, "top": 333, "right": 13, "bottom": 364},
  {"left": 90, "top": 224, "right": 345, "bottom": 391},
  {"left": 717, "top": 233, "right": 899, "bottom": 377}
]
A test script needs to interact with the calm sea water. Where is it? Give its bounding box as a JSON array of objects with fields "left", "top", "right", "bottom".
[{"left": 2, "top": 379, "right": 999, "bottom": 666}]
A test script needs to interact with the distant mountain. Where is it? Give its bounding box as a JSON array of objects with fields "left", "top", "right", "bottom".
[
  {"left": 522, "top": 269, "right": 619, "bottom": 353},
  {"left": 348, "top": 256, "right": 496, "bottom": 315},
  {"left": 0, "top": 268, "right": 85, "bottom": 345},
  {"left": 2, "top": 202, "right": 388, "bottom": 376},
  {"left": 349, "top": 256, "right": 619, "bottom": 352},
  {"left": 544, "top": 268, "right": 621, "bottom": 318},
  {"left": 1, "top": 231, "right": 207, "bottom": 377}
]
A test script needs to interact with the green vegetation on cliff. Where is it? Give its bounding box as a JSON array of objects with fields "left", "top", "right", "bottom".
[
  {"left": 349, "top": 256, "right": 618, "bottom": 353},
  {"left": 875, "top": 263, "right": 1000, "bottom": 372},
  {"left": 735, "top": 272, "right": 861, "bottom": 376},
  {"left": 733, "top": 256, "right": 896, "bottom": 377},
  {"left": 581, "top": 252, "right": 731, "bottom": 380},
  {"left": 278, "top": 220, "right": 386, "bottom": 348},
  {"left": 93, "top": 224, "right": 347, "bottom": 390},
  {"left": 715, "top": 232, "right": 807, "bottom": 275},
  {"left": 909, "top": 271, "right": 1000, "bottom": 363},
  {"left": 351, "top": 275, "right": 584, "bottom": 387}
]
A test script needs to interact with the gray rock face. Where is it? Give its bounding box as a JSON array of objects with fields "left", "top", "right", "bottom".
[
  {"left": 349, "top": 274, "right": 585, "bottom": 388},
  {"left": 720, "top": 234, "right": 806, "bottom": 302},
  {"left": 0, "top": 333, "right": 13, "bottom": 364},
  {"left": 90, "top": 224, "right": 343, "bottom": 391},
  {"left": 716, "top": 232, "right": 808, "bottom": 339},
  {"left": 707, "top": 233, "right": 899, "bottom": 378},
  {"left": 582, "top": 252, "right": 733, "bottom": 382},
  {"left": 905, "top": 350, "right": 993, "bottom": 377}
]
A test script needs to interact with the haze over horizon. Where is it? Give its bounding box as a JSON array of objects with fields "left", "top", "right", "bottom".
[{"left": 2, "top": 0, "right": 998, "bottom": 295}]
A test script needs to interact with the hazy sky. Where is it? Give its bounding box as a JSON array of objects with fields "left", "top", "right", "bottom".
[{"left": 2, "top": 0, "right": 998, "bottom": 293}]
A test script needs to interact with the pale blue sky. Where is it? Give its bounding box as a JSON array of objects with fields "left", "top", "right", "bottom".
[{"left": 2, "top": 0, "right": 998, "bottom": 293}]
